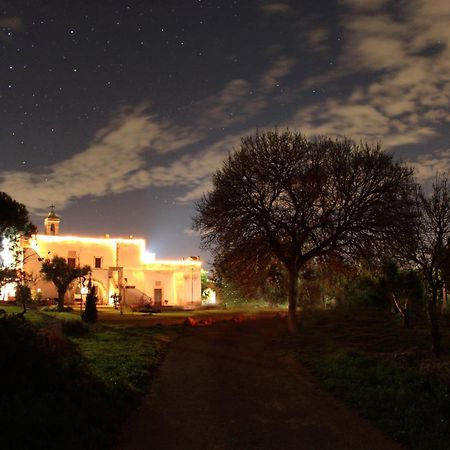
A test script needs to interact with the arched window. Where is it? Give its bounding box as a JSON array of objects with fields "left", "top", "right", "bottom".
[{"left": 50, "top": 224, "right": 55, "bottom": 234}]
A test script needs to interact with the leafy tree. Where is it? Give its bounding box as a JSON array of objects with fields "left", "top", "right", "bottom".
[
  {"left": 82, "top": 279, "right": 98, "bottom": 323},
  {"left": 15, "top": 284, "right": 32, "bottom": 313},
  {"left": 0, "top": 192, "right": 36, "bottom": 308},
  {"left": 0, "top": 192, "right": 36, "bottom": 267},
  {"left": 0, "top": 192, "right": 35, "bottom": 238},
  {"left": 339, "top": 272, "right": 388, "bottom": 308},
  {"left": 40, "top": 256, "right": 90, "bottom": 311},
  {"left": 0, "top": 268, "right": 17, "bottom": 290},
  {"left": 194, "top": 130, "right": 415, "bottom": 331},
  {"left": 391, "top": 174, "right": 450, "bottom": 356}
]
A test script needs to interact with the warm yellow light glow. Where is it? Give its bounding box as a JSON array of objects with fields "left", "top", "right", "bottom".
[
  {"left": 145, "top": 260, "right": 202, "bottom": 267},
  {"left": 31, "top": 234, "right": 201, "bottom": 268},
  {"left": 34, "top": 234, "right": 145, "bottom": 246},
  {"left": 0, "top": 237, "right": 14, "bottom": 267},
  {"left": 144, "top": 251, "right": 156, "bottom": 263},
  {"left": 1, "top": 282, "right": 16, "bottom": 300},
  {"left": 80, "top": 286, "right": 89, "bottom": 295}
]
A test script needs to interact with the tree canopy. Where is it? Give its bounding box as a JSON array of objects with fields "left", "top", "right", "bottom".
[
  {"left": 41, "top": 256, "right": 90, "bottom": 311},
  {"left": 0, "top": 192, "right": 36, "bottom": 239},
  {"left": 194, "top": 130, "right": 416, "bottom": 330}
]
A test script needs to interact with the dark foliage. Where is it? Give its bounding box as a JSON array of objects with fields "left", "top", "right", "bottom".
[
  {"left": 82, "top": 282, "right": 98, "bottom": 324},
  {"left": 15, "top": 283, "right": 32, "bottom": 313},
  {"left": 0, "top": 311, "right": 117, "bottom": 450},
  {"left": 61, "top": 319, "right": 90, "bottom": 336},
  {"left": 340, "top": 274, "right": 389, "bottom": 308},
  {"left": 0, "top": 191, "right": 36, "bottom": 238}
]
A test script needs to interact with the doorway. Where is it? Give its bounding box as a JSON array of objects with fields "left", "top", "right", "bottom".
[{"left": 154, "top": 288, "right": 162, "bottom": 307}]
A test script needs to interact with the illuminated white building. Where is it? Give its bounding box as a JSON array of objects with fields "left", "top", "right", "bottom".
[{"left": 20, "top": 208, "right": 202, "bottom": 307}]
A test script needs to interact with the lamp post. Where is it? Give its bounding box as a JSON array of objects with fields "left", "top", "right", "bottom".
[{"left": 191, "top": 267, "right": 194, "bottom": 306}]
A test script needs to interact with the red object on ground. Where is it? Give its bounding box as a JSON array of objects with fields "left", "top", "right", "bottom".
[{"left": 184, "top": 317, "right": 214, "bottom": 327}]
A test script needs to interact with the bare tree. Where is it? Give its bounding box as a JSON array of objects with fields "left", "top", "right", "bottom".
[
  {"left": 391, "top": 174, "right": 450, "bottom": 356},
  {"left": 194, "top": 130, "right": 415, "bottom": 331}
]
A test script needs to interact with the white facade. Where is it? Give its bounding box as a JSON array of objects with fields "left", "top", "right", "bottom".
[{"left": 18, "top": 210, "right": 202, "bottom": 307}]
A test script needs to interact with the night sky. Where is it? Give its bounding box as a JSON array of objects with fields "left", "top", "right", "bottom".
[{"left": 0, "top": 0, "right": 449, "bottom": 263}]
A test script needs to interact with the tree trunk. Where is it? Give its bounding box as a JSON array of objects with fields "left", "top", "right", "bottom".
[
  {"left": 287, "top": 269, "right": 299, "bottom": 333},
  {"left": 403, "top": 301, "right": 410, "bottom": 329},
  {"left": 57, "top": 290, "right": 65, "bottom": 311},
  {"left": 428, "top": 286, "right": 441, "bottom": 358}
]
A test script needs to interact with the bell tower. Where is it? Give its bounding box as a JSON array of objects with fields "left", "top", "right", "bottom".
[{"left": 44, "top": 205, "right": 61, "bottom": 235}]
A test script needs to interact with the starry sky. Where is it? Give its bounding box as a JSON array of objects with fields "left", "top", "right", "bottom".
[{"left": 0, "top": 0, "right": 449, "bottom": 263}]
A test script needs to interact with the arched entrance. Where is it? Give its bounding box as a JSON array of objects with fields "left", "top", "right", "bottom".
[
  {"left": 73, "top": 278, "right": 108, "bottom": 305},
  {"left": 91, "top": 279, "right": 107, "bottom": 304}
]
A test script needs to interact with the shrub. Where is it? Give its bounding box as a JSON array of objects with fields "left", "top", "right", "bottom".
[
  {"left": 61, "top": 319, "right": 90, "bottom": 336},
  {"left": 0, "top": 311, "right": 115, "bottom": 450},
  {"left": 340, "top": 275, "right": 389, "bottom": 308},
  {"left": 82, "top": 285, "right": 98, "bottom": 324}
]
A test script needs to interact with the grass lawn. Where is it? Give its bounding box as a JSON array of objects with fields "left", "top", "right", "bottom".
[
  {"left": 70, "top": 325, "right": 178, "bottom": 397},
  {"left": 287, "top": 307, "right": 450, "bottom": 450}
]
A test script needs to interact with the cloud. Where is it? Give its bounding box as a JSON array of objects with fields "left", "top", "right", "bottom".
[
  {"left": 176, "top": 181, "right": 213, "bottom": 204},
  {"left": 183, "top": 227, "right": 202, "bottom": 237},
  {"left": 261, "top": 3, "right": 292, "bottom": 14},
  {"left": 0, "top": 16, "right": 23, "bottom": 30},
  {"left": 195, "top": 56, "right": 296, "bottom": 128},
  {"left": 339, "top": 0, "right": 390, "bottom": 12},
  {"left": 305, "top": 27, "right": 329, "bottom": 53},
  {"left": 260, "top": 56, "right": 296, "bottom": 90},
  {"left": 0, "top": 51, "right": 298, "bottom": 211},
  {"left": 0, "top": 106, "right": 203, "bottom": 211},
  {"left": 0, "top": 16, "right": 23, "bottom": 40},
  {"left": 409, "top": 149, "right": 450, "bottom": 183},
  {"left": 293, "top": 0, "right": 450, "bottom": 150}
]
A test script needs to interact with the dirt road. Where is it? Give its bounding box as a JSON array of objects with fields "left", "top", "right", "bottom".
[{"left": 115, "top": 319, "right": 403, "bottom": 450}]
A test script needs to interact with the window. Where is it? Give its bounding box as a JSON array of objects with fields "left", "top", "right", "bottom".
[
  {"left": 67, "top": 258, "right": 76, "bottom": 268},
  {"left": 95, "top": 257, "right": 102, "bottom": 269}
]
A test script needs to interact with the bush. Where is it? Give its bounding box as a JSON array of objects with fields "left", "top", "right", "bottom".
[
  {"left": 340, "top": 275, "right": 389, "bottom": 308},
  {"left": 61, "top": 319, "right": 90, "bottom": 336},
  {"left": 0, "top": 311, "right": 116, "bottom": 450},
  {"left": 41, "top": 305, "right": 73, "bottom": 312},
  {"left": 82, "top": 286, "right": 98, "bottom": 324}
]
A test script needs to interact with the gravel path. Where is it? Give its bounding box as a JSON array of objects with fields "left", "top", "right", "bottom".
[{"left": 115, "top": 319, "right": 404, "bottom": 450}]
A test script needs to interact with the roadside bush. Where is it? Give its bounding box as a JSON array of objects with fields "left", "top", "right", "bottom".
[{"left": 0, "top": 311, "right": 116, "bottom": 450}]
